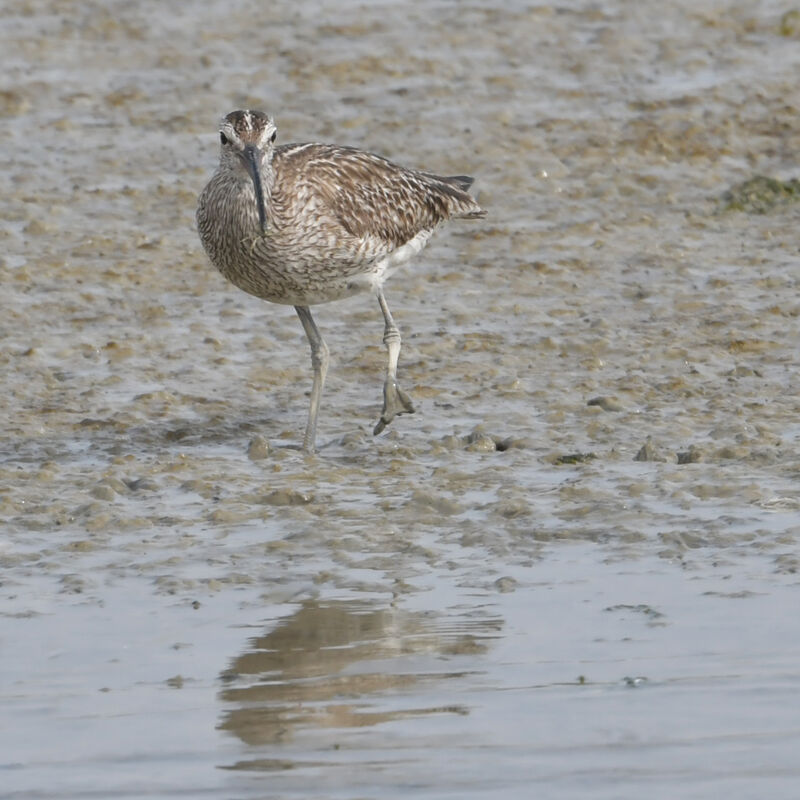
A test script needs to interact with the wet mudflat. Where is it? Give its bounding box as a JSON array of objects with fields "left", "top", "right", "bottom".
[{"left": 2, "top": 0, "right": 800, "bottom": 797}]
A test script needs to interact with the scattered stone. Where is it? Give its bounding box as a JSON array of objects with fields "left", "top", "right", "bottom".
[
  {"left": 90, "top": 484, "right": 116, "bottom": 501},
  {"left": 622, "top": 676, "right": 649, "bottom": 687},
  {"left": 634, "top": 439, "right": 666, "bottom": 462},
  {"left": 0, "top": 89, "right": 30, "bottom": 117},
  {"left": 123, "top": 477, "right": 158, "bottom": 491},
  {"left": 257, "top": 488, "right": 313, "bottom": 506},
  {"left": 713, "top": 445, "right": 742, "bottom": 459},
  {"left": 727, "top": 365, "right": 763, "bottom": 378},
  {"left": 66, "top": 539, "right": 96, "bottom": 552},
  {"left": 248, "top": 435, "right": 271, "bottom": 460},
  {"left": 440, "top": 434, "right": 462, "bottom": 450},
  {"left": 154, "top": 576, "right": 196, "bottom": 595},
  {"left": 774, "top": 554, "right": 799, "bottom": 574},
  {"left": 164, "top": 427, "right": 190, "bottom": 442},
  {"left": 494, "top": 576, "right": 518, "bottom": 593},
  {"left": 59, "top": 574, "right": 91, "bottom": 594},
  {"left": 464, "top": 432, "right": 498, "bottom": 452},
  {"left": 439, "top": 429, "right": 520, "bottom": 452},
  {"left": 677, "top": 445, "right": 704, "bottom": 464},
  {"left": 339, "top": 430, "right": 368, "bottom": 448},
  {"left": 587, "top": 396, "right": 624, "bottom": 412},
  {"left": 496, "top": 436, "right": 532, "bottom": 450},
  {"left": 554, "top": 452, "right": 597, "bottom": 465},
  {"left": 494, "top": 498, "right": 531, "bottom": 518},
  {"left": 606, "top": 604, "right": 665, "bottom": 626},
  {"left": 180, "top": 479, "right": 218, "bottom": 498},
  {"left": 78, "top": 417, "right": 116, "bottom": 430},
  {"left": 606, "top": 603, "right": 664, "bottom": 619},
  {"left": 727, "top": 339, "right": 770, "bottom": 354},
  {"left": 408, "top": 490, "right": 462, "bottom": 516}
]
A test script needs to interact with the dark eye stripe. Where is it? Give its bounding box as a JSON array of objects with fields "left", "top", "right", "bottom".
[{"left": 220, "top": 132, "right": 229, "bottom": 145}]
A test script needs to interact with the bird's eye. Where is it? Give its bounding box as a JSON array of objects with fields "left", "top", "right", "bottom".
[
  {"left": 220, "top": 132, "right": 229, "bottom": 145},
  {"left": 270, "top": 131, "right": 277, "bottom": 143}
]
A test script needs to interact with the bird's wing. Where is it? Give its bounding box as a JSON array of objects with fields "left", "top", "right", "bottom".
[{"left": 277, "top": 144, "right": 478, "bottom": 250}]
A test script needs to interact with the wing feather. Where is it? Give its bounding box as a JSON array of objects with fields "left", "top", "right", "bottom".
[{"left": 275, "top": 144, "right": 484, "bottom": 250}]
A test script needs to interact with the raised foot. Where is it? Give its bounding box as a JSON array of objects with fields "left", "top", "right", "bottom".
[{"left": 373, "top": 380, "right": 415, "bottom": 435}]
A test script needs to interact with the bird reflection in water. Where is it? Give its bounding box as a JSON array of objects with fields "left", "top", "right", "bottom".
[{"left": 217, "top": 599, "right": 501, "bottom": 756}]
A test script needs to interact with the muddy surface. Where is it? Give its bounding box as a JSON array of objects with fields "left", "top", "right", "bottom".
[{"left": 2, "top": 1, "right": 800, "bottom": 798}]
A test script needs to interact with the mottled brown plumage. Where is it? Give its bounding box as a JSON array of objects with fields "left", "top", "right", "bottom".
[{"left": 197, "top": 109, "right": 486, "bottom": 452}]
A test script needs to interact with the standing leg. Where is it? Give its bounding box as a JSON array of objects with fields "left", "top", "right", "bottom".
[
  {"left": 295, "top": 305, "right": 329, "bottom": 453},
  {"left": 374, "top": 290, "right": 415, "bottom": 435}
]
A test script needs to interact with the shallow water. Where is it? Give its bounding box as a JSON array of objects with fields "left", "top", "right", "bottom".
[{"left": 2, "top": 0, "right": 800, "bottom": 797}]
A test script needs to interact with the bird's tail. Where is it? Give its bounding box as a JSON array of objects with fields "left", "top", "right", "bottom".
[
  {"left": 445, "top": 175, "right": 475, "bottom": 191},
  {"left": 432, "top": 174, "right": 487, "bottom": 219}
]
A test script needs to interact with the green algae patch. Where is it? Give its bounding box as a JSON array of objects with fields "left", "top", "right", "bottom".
[
  {"left": 779, "top": 10, "right": 800, "bottom": 37},
  {"left": 554, "top": 452, "right": 597, "bottom": 465},
  {"left": 719, "top": 175, "right": 800, "bottom": 214}
]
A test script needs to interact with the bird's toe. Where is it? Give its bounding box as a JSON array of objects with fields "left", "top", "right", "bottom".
[{"left": 374, "top": 381, "right": 415, "bottom": 435}]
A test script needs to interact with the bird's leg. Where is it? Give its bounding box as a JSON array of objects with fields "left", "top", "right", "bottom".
[
  {"left": 374, "top": 290, "right": 415, "bottom": 435},
  {"left": 295, "top": 305, "right": 329, "bottom": 453}
]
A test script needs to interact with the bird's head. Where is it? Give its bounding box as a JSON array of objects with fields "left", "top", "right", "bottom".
[{"left": 218, "top": 109, "right": 277, "bottom": 234}]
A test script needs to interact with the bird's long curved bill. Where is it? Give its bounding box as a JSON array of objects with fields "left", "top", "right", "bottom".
[{"left": 242, "top": 145, "right": 268, "bottom": 234}]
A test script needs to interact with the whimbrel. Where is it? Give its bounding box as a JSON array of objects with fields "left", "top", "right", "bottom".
[{"left": 197, "top": 110, "right": 486, "bottom": 452}]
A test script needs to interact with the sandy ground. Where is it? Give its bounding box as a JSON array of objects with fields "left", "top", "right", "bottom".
[{"left": 2, "top": 1, "right": 800, "bottom": 798}]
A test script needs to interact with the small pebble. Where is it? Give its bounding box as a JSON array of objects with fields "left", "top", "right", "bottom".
[
  {"left": 494, "top": 576, "right": 518, "bottom": 593},
  {"left": 258, "top": 488, "right": 313, "bottom": 506},
  {"left": 248, "top": 435, "right": 271, "bottom": 460},
  {"left": 634, "top": 440, "right": 666, "bottom": 462},
  {"left": 90, "top": 484, "right": 116, "bottom": 501},
  {"left": 623, "top": 676, "right": 648, "bottom": 688},
  {"left": 677, "top": 445, "right": 704, "bottom": 464},
  {"left": 587, "top": 396, "right": 624, "bottom": 412}
]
